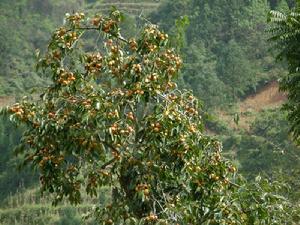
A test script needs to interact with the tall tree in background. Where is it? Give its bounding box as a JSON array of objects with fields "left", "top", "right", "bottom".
[
  {"left": 269, "top": 2, "right": 300, "bottom": 144},
  {"left": 182, "top": 42, "right": 228, "bottom": 108},
  {"left": 217, "top": 40, "right": 254, "bottom": 99}
]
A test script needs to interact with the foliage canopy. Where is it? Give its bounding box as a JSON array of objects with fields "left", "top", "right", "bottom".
[{"left": 268, "top": 2, "right": 300, "bottom": 144}]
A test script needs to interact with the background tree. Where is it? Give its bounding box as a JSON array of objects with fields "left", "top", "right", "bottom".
[
  {"left": 182, "top": 42, "right": 228, "bottom": 108},
  {"left": 268, "top": 2, "right": 300, "bottom": 144},
  {"left": 216, "top": 40, "right": 255, "bottom": 100}
]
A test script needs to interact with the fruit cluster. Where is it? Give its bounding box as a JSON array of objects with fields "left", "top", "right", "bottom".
[
  {"left": 145, "top": 212, "right": 158, "bottom": 222},
  {"left": 85, "top": 53, "right": 103, "bottom": 74},
  {"left": 91, "top": 15, "right": 103, "bottom": 27},
  {"left": 55, "top": 27, "right": 79, "bottom": 49},
  {"left": 109, "top": 123, "right": 134, "bottom": 136},
  {"left": 135, "top": 183, "right": 150, "bottom": 196},
  {"left": 56, "top": 68, "right": 76, "bottom": 85},
  {"left": 9, "top": 104, "right": 24, "bottom": 117},
  {"left": 102, "top": 19, "right": 117, "bottom": 33},
  {"left": 66, "top": 12, "right": 85, "bottom": 27}
]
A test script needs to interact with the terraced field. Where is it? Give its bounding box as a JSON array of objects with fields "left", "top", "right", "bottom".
[{"left": 86, "top": 0, "right": 161, "bottom": 16}]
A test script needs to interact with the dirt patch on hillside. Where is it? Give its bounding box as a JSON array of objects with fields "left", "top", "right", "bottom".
[
  {"left": 0, "top": 96, "right": 15, "bottom": 108},
  {"left": 215, "top": 81, "right": 287, "bottom": 131},
  {"left": 240, "top": 81, "right": 286, "bottom": 113}
]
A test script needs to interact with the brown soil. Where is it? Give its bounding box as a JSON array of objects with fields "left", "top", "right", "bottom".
[
  {"left": 240, "top": 81, "right": 286, "bottom": 113},
  {"left": 0, "top": 96, "right": 15, "bottom": 108}
]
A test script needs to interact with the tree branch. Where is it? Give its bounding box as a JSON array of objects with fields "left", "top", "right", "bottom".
[
  {"left": 69, "top": 26, "right": 129, "bottom": 43},
  {"left": 100, "top": 157, "right": 117, "bottom": 169},
  {"left": 97, "top": 134, "right": 121, "bottom": 170}
]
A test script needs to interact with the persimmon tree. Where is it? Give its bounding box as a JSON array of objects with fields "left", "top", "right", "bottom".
[{"left": 1, "top": 9, "right": 293, "bottom": 224}]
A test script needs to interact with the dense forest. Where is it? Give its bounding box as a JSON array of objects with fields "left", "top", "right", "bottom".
[{"left": 0, "top": 0, "right": 299, "bottom": 224}]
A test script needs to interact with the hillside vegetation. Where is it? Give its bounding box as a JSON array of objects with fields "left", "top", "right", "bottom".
[{"left": 0, "top": 0, "right": 299, "bottom": 224}]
